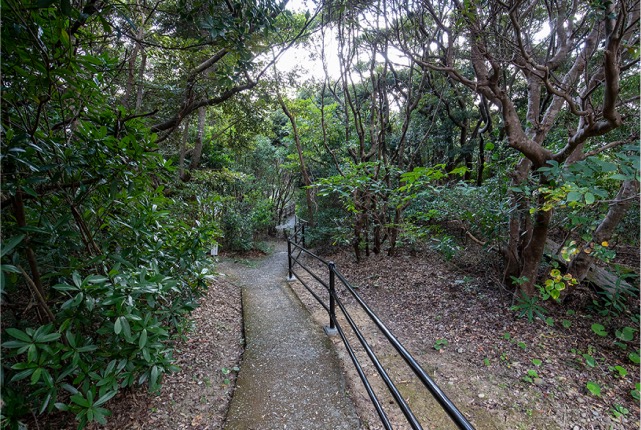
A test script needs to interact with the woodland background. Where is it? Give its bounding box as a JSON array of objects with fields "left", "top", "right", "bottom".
[{"left": 1, "top": 0, "right": 639, "bottom": 428}]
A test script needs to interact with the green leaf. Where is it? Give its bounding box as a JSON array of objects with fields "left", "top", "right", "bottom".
[
  {"left": 150, "top": 365, "right": 160, "bottom": 390},
  {"left": 11, "top": 368, "right": 35, "bottom": 382},
  {"left": 531, "top": 359, "right": 542, "bottom": 366},
  {"left": 5, "top": 327, "right": 32, "bottom": 342},
  {"left": 70, "top": 292, "right": 84, "bottom": 308},
  {"left": 98, "top": 15, "right": 112, "bottom": 34},
  {"left": 53, "top": 283, "right": 79, "bottom": 292},
  {"left": 613, "top": 365, "right": 627, "bottom": 377},
  {"left": 62, "top": 384, "right": 79, "bottom": 395},
  {"left": 38, "top": 332, "right": 61, "bottom": 343},
  {"left": 120, "top": 317, "right": 131, "bottom": 341},
  {"left": 629, "top": 352, "right": 640, "bottom": 364},
  {"left": 94, "top": 390, "right": 117, "bottom": 407},
  {"left": 93, "top": 407, "right": 110, "bottom": 425},
  {"left": 0, "top": 264, "right": 20, "bottom": 274},
  {"left": 584, "top": 192, "right": 595, "bottom": 204},
  {"left": 609, "top": 173, "right": 630, "bottom": 181},
  {"left": 71, "top": 393, "right": 89, "bottom": 408},
  {"left": 72, "top": 271, "right": 82, "bottom": 288},
  {"left": 631, "top": 383, "right": 640, "bottom": 401},
  {"left": 615, "top": 326, "right": 636, "bottom": 342},
  {"left": 55, "top": 402, "right": 70, "bottom": 411},
  {"left": 582, "top": 354, "right": 596, "bottom": 367},
  {"left": 567, "top": 191, "right": 582, "bottom": 202},
  {"left": 1, "top": 340, "right": 30, "bottom": 348},
  {"left": 139, "top": 329, "right": 148, "bottom": 349},
  {"left": 60, "top": 29, "right": 70, "bottom": 47},
  {"left": 591, "top": 323, "right": 608, "bottom": 337},
  {"left": 142, "top": 347, "right": 151, "bottom": 362},
  {"left": 31, "top": 367, "right": 43, "bottom": 384},
  {"left": 586, "top": 381, "right": 601, "bottom": 397},
  {"left": 1, "top": 235, "right": 25, "bottom": 258},
  {"left": 86, "top": 275, "right": 109, "bottom": 284},
  {"left": 27, "top": 343, "right": 37, "bottom": 362},
  {"left": 114, "top": 317, "right": 122, "bottom": 335},
  {"left": 76, "top": 344, "right": 98, "bottom": 353}
]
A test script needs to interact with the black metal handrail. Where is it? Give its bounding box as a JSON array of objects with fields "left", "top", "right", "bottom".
[
  {"left": 286, "top": 224, "right": 475, "bottom": 430},
  {"left": 292, "top": 216, "right": 307, "bottom": 248}
]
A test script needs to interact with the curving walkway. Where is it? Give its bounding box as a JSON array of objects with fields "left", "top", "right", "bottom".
[{"left": 219, "top": 240, "right": 362, "bottom": 430}]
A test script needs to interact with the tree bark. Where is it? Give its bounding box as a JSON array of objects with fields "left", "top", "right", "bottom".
[
  {"left": 564, "top": 179, "right": 639, "bottom": 296},
  {"left": 277, "top": 95, "right": 315, "bottom": 226},
  {"left": 135, "top": 47, "right": 147, "bottom": 112},
  {"left": 189, "top": 106, "right": 206, "bottom": 170},
  {"left": 179, "top": 118, "right": 190, "bottom": 180},
  {"left": 13, "top": 191, "right": 52, "bottom": 322}
]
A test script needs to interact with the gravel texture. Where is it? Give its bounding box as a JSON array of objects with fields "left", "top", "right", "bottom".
[{"left": 219, "top": 241, "right": 362, "bottom": 430}]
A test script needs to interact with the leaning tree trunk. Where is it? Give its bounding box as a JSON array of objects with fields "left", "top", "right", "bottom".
[
  {"left": 563, "top": 179, "right": 639, "bottom": 297},
  {"left": 277, "top": 94, "right": 315, "bottom": 226}
]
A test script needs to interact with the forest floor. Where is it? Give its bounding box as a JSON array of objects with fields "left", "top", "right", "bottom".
[
  {"left": 289, "top": 241, "right": 640, "bottom": 430},
  {"left": 52, "top": 239, "right": 638, "bottom": 430}
]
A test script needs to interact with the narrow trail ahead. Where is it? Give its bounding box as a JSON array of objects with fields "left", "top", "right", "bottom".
[{"left": 218, "top": 240, "right": 362, "bottom": 430}]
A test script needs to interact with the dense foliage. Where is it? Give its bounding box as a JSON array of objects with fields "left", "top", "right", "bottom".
[
  {"left": 0, "top": 0, "right": 302, "bottom": 428},
  {"left": 1, "top": 0, "right": 638, "bottom": 427}
]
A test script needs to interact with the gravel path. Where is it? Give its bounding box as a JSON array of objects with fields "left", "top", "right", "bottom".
[{"left": 218, "top": 241, "right": 362, "bottom": 430}]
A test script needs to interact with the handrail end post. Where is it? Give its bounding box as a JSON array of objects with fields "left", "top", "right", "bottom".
[{"left": 328, "top": 261, "right": 337, "bottom": 332}]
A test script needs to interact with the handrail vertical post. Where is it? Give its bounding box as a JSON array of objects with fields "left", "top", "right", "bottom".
[
  {"left": 327, "top": 261, "right": 336, "bottom": 334},
  {"left": 287, "top": 239, "right": 294, "bottom": 281}
]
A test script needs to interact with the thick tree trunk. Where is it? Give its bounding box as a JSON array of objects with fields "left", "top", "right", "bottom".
[
  {"left": 503, "top": 158, "right": 532, "bottom": 285},
  {"left": 518, "top": 205, "right": 554, "bottom": 296}
]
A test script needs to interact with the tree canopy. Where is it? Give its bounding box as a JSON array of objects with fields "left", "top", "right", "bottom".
[{"left": 1, "top": 0, "right": 638, "bottom": 427}]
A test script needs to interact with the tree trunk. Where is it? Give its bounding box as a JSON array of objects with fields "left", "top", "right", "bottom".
[
  {"left": 189, "top": 106, "right": 206, "bottom": 170},
  {"left": 564, "top": 179, "right": 639, "bottom": 296},
  {"left": 387, "top": 206, "right": 404, "bottom": 257},
  {"left": 135, "top": 47, "right": 147, "bottom": 111},
  {"left": 14, "top": 190, "right": 53, "bottom": 323},
  {"left": 179, "top": 118, "right": 190, "bottom": 181},
  {"left": 123, "top": 0, "right": 145, "bottom": 110},
  {"left": 518, "top": 204, "right": 554, "bottom": 296},
  {"left": 476, "top": 133, "right": 485, "bottom": 186},
  {"left": 277, "top": 95, "right": 315, "bottom": 226},
  {"left": 503, "top": 158, "right": 531, "bottom": 285}
]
